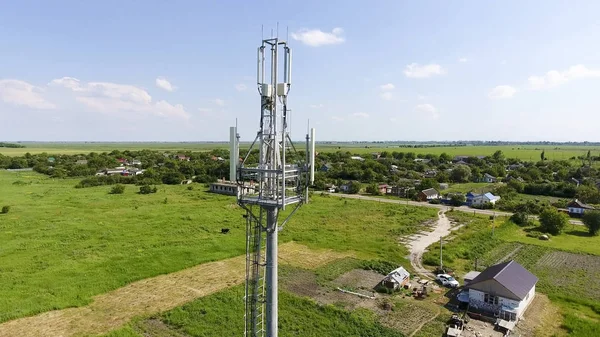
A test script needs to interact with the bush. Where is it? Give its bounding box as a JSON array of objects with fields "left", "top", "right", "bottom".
[
  {"left": 510, "top": 212, "right": 532, "bottom": 227},
  {"left": 109, "top": 184, "right": 126, "bottom": 194},
  {"left": 539, "top": 208, "right": 568, "bottom": 235},
  {"left": 361, "top": 260, "right": 398, "bottom": 275},
  {"left": 582, "top": 210, "right": 600, "bottom": 236},
  {"left": 187, "top": 185, "right": 194, "bottom": 191},
  {"left": 1, "top": 206, "right": 10, "bottom": 214},
  {"left": 139, "top": 185, "right": 158, "bottom": 194}
]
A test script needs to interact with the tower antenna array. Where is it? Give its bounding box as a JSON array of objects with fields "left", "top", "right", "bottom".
[{"left": 236, "top": 33, "right": 312, "bottom": 337}]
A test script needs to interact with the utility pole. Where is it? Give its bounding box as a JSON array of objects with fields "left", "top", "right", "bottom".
[{"left": 440, "top": 236, "right": 443, "bottom": 271}]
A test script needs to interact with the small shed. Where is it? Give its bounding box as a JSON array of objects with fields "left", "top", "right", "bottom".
[
  {"left": 378, "top": 266, "right": 410, "bottom": 290},
  {"left": 463, "top": 271, "right": 481, "bottom": 285}
]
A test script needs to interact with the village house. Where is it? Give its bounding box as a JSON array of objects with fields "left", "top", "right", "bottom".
[
  {"left": 177, "top": 154, "right": 191, "bottom": 161},
  {"left": 339, "top": 183, "right": 352, "bottom": 193},
  {"left": 209, "top": 180, "right": 255, "bottom": 196},
  {"left": 350, "top": 156, "right": 365, "bottom": 161},
  {"left": 482, "top": 173, "right": 497, "bottom": 183},
  {"left": 131, "top": 159, "right": 142, "bottom": 166},
  {"left": 439, "top": 183, "right": 449, "bottom": 190},
  {"left": 465, "top": 260, "right": 538, "bottom": 321},
  {"left": 377, "top": 266, "right": 410, "bottom": 291},
  {"left": 567, "top": 199, "right": 595, "bottom": 216},
  {"left": 414, "top": 158, "right": 431, "bottom": 164},
  {"left": 378, "top": 184, "right": 389, "bottom": 194},
  {"left": 453, "top": 155, "right": 470, "bottom": 162},
  {"left": 388, "top": 185, "right": 414, "bottom": 197},
  {"left": 454, "top": 160, "right": 469, "bottom": 166},
  {"left": 418, "top": 188, "right": 439, "bottom": 201},
  {"left": 471, "top": 192, "right": 501, "bottom": 206},
  {"left": 423, "top": 170, "right": 437, "bottom": 178}
]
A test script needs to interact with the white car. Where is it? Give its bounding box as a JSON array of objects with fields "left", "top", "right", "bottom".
[{"left": 436, "top": 274, "right": 460, "bottom": 288}]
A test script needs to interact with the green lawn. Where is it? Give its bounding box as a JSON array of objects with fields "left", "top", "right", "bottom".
[
  {"left": 496, "top": 221, "right": 600, "bottom": 256},
  {"left": 3, "top": 143, "right": 600, "bottom": 161},
  {"left": 443, "top": 182, "right": 494, "bottom": 194},
  {"left": 0, "top": 171, "right": 436, "bottom": 322},
  {"left": 102, "top": 286, "right": 405, "bottom": 337}
]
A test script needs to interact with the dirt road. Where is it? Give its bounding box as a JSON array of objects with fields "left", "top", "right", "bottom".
[
  {"left": 0, "top": 242, "right": 351, "bottom": 337},
  {"left": 406, "top": 211, "right": 460, "bottom": 279}
]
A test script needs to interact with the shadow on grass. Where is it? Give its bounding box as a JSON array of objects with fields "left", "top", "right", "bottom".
[{"left": 565, "top": 230, "right": 593, "bottom": 237}]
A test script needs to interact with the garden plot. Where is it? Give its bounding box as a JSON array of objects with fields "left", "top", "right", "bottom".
[{"left": 534, "top": 250, "right": 600, "bottom": 300}]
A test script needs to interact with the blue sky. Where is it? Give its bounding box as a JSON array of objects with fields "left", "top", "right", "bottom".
[{"left": 1, "top": 0, "right": 600, "bottom": 142}]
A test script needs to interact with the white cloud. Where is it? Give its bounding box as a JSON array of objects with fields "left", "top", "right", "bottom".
[
  {"left": 528, "top": 65, "right": 600, "bottom": 90},
  {"left": 214, "top": 98, "right": 225, "bottom": 106},
  {"left": 50, "top": 77, "right": 189, "bottom": 119},
  {"left": 380, "top": 92, "right": 393, "bottom": 101},
  {"left": 291, "top": 27, "right": 345, "bottom": 47},
  {"left": 380, "top": 83, "right": 395, "bottom": 91},
  {"left": 235, "top": 83, "right": 247, "bottom": 91},
  {"left": 488, "top": 85, "right": 517, "bottom": 99},
  {"left": 155, "top": 77, "right": 176, "bottom": 92},
  {"left": 458, "top": 58, "right": 468, "bottom": 63},
  {"left": 309, "top": 103, "right": 324, "bottom": 109},
  {"left": 352, "top": 112, "right": 369, "bottom": 118},
  {"left": 415, "top": 104, "right": 439, "bottom": 120},
  {"left": 0, "top": 79, "right": 56, "bottom": 109},
  {"left": 331, "top": 116, "right": 344, "bottom": 122},
  {"left": 404, "top": 63, "right": 446, "bottom": 78}
]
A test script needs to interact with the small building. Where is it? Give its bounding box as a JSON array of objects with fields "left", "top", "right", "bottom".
[
  {"left": 131, "top": 159, "right": 142, "bottom": 166},
  {"left": 466, "top": 260, "right": 538, "bottom": 321},
  {"left": 472, "top": 192, "right": 501, "bottom": 206},
  {"left": 418, "top": 188, "right": 439, "bottom": 201},
  {"left": 482, "top": 173, "right": 497, "bottom": 183},
  {"left": 567, "top": 199, "right": 595, "bottom": 216},
  {"left": 388, "top": 185, "right": 414, "bottom": 197},
  {"left": 177, "top": 154, "right": 191, "bottom": 161},
  {"left": 439, "top": 183, "right": 449, "bottom": 190},
  {"left": 454, "top": 160, "right": 469, "bottom": 166},
  {"left": 465, "top": 192, "right": 478, "bottom": 206},
  {"left": 47, "top": 157, "right": 55, "bottom": 163},
  {"left": 414, "top": 158, "right": 431, "bottom": 164},
  {"left": 339, "top": 183, "right": 352, "bottom": 193},
  {"left": 507, "top": 163, "right": 523, "bottom": 171},
  {"left": 463, "top": 271, "right": 481, "bottom": 285},
  {"left": 75, "top": 159, "right": 88, "bottom": 165},
  {"left": 378, "top": 266, "right": 410, "bottom": 290},
  {"left": 209, "top": 180, "right": 255, "bottom": 196},
  {"left": 453, "top": 155, "right": 470, "bottom": 162},
  {"left": 320, "top": 164, "right": 332, "bottom": 172},
  {"left": 378, "top": 184, "right": 389, "bottom": 194},
  {"left": 350, "top": 156, "right": 365, "bottom": 161},
  {"left": 423, "top": 170, "right": 437, "bottom": 178}
]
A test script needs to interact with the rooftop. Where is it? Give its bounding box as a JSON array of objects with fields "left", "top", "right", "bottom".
[{"left": 467, "top": 260, "right": 538, "bottom": 300}]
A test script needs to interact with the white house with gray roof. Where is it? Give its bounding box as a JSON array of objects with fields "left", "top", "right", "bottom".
[{"left": 466, "top": 260, "right": 538, "bottom": 321}]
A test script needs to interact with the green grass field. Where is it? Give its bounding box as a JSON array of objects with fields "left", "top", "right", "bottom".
[
  {"left": 2, "top": 142, "right": 600, "bottom": 160},
  {"left": 0, "top": 170, "right": 436, "bottom": 323}
]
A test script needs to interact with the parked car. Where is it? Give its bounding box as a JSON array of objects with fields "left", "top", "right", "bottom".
[{"left": 436, "top": 274, "right": 459, "bottom": 288}]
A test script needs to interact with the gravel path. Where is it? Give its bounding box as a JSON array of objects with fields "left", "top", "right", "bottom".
[{"left": 406, "top": 211, "right": 456, "bottom": 279}]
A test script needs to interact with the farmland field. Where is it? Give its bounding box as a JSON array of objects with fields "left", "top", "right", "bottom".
[
  {"left": 2, "top": 142, "right": 600, "bottom": 161},
  {"left": 0, "top": 170, "right": 437, "bottom": 323}
]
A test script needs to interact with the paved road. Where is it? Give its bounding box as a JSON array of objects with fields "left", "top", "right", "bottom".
[{"left": 324, "top": 192, "right": 584, "bottom": 225}]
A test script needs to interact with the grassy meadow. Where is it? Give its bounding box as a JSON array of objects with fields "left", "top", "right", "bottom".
[
  {"left": 0, "top": 170, "right": 436, "bottom": 323},
  {"left": 2, "top": 142, "right": 600, "bottom": 161}
]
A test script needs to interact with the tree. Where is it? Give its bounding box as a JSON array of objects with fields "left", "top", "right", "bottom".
[
  {"left": 365, "top": 183, "right": 381, "bottom": 195},
  {"left": 510, "top": 212, "right": 531, "bottom": 227},
  {"left": 348, "top": 181, "right": 361, "bottom": 194},
  {"left": 439, "top": 152, "right": 452, "bottom": 163},
  {"left": 450, "top": 165, "right": 471, "bottom": 183},
  {"left": 540, "top": 150, "right": 545, "bottom": 161},
  {"left": 418, "top": 178, "right": 438, "bottom": 191},
  {"left": 449, "top": 194, "right": 466, "bottom": 206},
  {"left": 539, "top": 208, "right": 568, "bottom": 235},
  {"left": 492, "top": 150, "right": 505, "bottom": 163},
  {"left": 582, "top": 210, "right": 600, "bottom": 236}
]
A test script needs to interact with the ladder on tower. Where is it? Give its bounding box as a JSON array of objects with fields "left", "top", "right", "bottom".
[{"left": 244, "top": 208, "right": 266, "bottom": 337}]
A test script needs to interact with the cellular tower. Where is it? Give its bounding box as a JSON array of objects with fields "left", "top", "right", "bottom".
[{"left": 234, "top": 34, "right": 315, "bottom": 337}]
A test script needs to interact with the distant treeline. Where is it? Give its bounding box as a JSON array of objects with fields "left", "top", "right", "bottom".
[
  {"left": 317, "top": 141, "right": 600, "bottom": 146},
  {"left": 0, "top": 142, "right": 25, "bottom": 148}
]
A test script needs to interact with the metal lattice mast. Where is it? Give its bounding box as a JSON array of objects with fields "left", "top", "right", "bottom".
[{"left": 237, "top": 36, "right": 309, "bottom": 337}]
